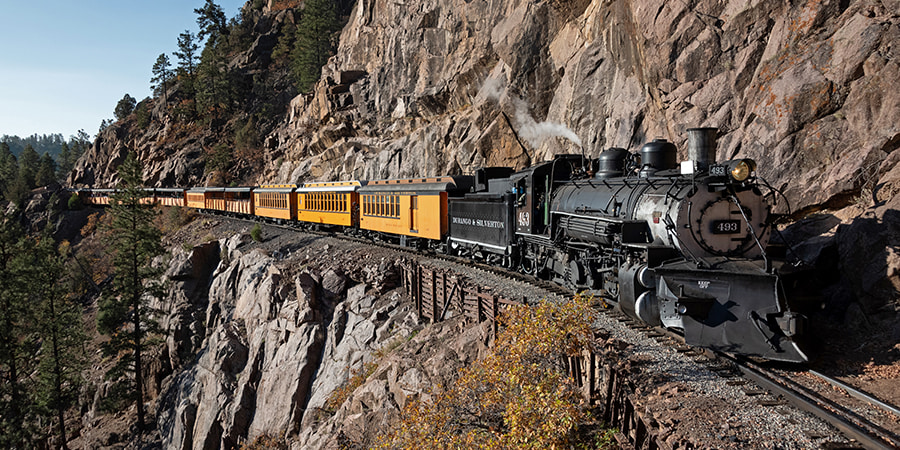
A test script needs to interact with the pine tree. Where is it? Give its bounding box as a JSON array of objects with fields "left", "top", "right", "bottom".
[
  {"left": 151, "top": 53, "right": 173, "bottom": 104},
  {"left": 0, "top": 215, "right": 36, "bottom": 447},
  {"left": 114, "top": 94, "right": 137, "bottom": 121},
  {"left": 0, "top": 142, "right": 17, "bottom": 196},
  {"left": 196, "top": 44, "right": 232, "bottom": 115},
  {"left": 71, "top": 130, "right": 90, "bottom": 160},
  {"left": 195, "top": 0, "right": 228, "bottom": 45},
  {"left": 174, "top": 30, "right": 200, "bottom": 79},
  {"left": 292, "top": 0, "right": 341, "bottom": 92},
  {"left": 97, "top": 153, "right": 166, "bottom": 434},
  {"left": 174, "top": 30, "right": 201, "bottom": 118},
  {"left": 25, "top": 230, "right": 87, "bottom": 450},
  {"left": 57, "top": 142, "right": 72, "bottom": 181},
  {"left": 18, "top": 144, "right": 40, "bottom": 189},
  {"left": 36, "top": 152, "right": 57, "bottom": 187}
]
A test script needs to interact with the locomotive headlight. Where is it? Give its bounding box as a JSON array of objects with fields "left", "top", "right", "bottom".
[{"left": 727, "top": 159, "right": 756, "bottom": 182}]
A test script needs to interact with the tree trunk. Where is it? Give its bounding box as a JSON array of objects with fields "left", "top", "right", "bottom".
[
  {"left": 131, "top": 209, "right": 145, "bottom": 435},
  {"left": 48, "top": 294, "right": 69, "bottom": 450}
]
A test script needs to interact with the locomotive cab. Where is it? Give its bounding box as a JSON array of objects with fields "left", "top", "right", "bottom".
[{"left": 510, "top": 155, "right": 586, "bottom": 236}]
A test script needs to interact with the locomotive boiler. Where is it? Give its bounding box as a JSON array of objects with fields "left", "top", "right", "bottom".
[{"left": 449, "top": 128, "right": 807, "bottom": 362}]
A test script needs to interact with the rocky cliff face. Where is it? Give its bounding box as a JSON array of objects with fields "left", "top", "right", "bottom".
[
  {"left": 74, "top": 0, "right": 900, "bottom": 217},
  {"left": 270, "top": 0, "right": 900, "bottom": 215},
  {"left": 144, "top": 226, "right": 473, "bottom": 449}
]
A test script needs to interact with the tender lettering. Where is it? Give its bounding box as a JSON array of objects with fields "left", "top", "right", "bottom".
[{"left": 452, "top": 216, "right": 505, "bottom": 229}]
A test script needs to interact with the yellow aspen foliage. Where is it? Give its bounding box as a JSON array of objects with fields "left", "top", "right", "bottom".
[{"left": 380, "top": 294, "right": 602, "bottom": 449}]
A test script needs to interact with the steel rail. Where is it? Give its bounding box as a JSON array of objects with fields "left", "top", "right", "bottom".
[
  {"left": 724, "top": 354, "right": 900, "bottom": 450},
  {"left": 809, "top": 370, "right": 900, "bottom": 418}
]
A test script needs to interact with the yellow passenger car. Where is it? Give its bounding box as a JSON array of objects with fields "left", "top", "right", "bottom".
[
  {"left": 295, "top": 181, "right": 366, "bottom": 227},
  {"left": 204, "top": 188, "right": 227, "bottom": 212},
  {"left": 359, "top": 176, "right": 473, "bottom": 243},
  {"left": 186, "top": 188, "right": 206, "bottom": 210},
  {"left": 204, "top": 187, "right": 254, "bottom": 216},
  {"left": 140, "top": 188, "right": 157, "bottom": 205},
  {"left": 86, "top": 188, "right": 115, "bottom": 205},
  {"left": 253, "top": 185, "right": 296, "bottom": 222},
  {"left": 224, "top": 187, "right": 254, "bottom": 216},
  {"left": 156, "top": 188, "right": 186, "bottom": 207}
]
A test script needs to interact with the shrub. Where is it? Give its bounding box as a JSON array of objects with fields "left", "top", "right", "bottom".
[
  {"left": 324, "top": 361, "right": 378, "bottom": 413},
  {"left": 250, "top": 223, "right": 263, "bottom": 242},
  {"left": 380, "top": 295, "right": 603, "bottom": 449},
  {"left": 67, "top": 193, "right": 83, "bottom": 210},
  {"left": 156, "top": 205, "right": 196, "bottom": 234},
  {"left": 239, "top": 432, "right": 288, "bottom": 450}
]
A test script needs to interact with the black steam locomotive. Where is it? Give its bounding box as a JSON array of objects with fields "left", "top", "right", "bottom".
[{"left": 448, "top": 128, "right": 807, "bottom": 362}]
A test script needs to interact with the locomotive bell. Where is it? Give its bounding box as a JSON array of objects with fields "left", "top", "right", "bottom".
[
  {"left": 639, "top": 139, "right": 678, "bottom": 177},
  {"left": 687, "top": 127, "right": 718, "bottom": 171}
]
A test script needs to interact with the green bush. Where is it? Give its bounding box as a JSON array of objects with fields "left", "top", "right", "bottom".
[
  {"left": 250, "top": 223, "right": 262, "bottom": 242},
  {"left": 67, "top": 193, "right": 83, "bottom": 210}
]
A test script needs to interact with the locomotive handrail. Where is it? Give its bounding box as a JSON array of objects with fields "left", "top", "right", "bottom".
[
  {"left": 602, "top": 183, "right": 630, "bottom": 216},
  {"left": 663, "top": 179, "right": 682, "bottom": 204},
  {"left": 729, "top": 193, "right": 771, "bottom": 272},
  {"left": 663, "top": 213, "right": 707, "bottom": 269}
]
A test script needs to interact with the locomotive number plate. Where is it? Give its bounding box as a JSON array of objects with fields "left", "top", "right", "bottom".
[
  {"left": 709, "top": 165, "right": 728, "bottom": 177},
  {"left": 711, "top": 219, "right": 742, "bottom": 234}
]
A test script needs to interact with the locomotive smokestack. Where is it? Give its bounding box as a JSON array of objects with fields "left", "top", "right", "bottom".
[{"left": 687, "top": 127, "right": 718, "bottom": 171}]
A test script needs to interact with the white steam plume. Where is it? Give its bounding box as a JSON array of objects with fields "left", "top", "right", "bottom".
[{"left": 478, "top": 78, "right": 582, "bottom": 149}]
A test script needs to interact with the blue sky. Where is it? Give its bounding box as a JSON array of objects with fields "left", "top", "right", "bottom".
[{"left": 0, "top": 0, "right": 248, "bottom": 139}]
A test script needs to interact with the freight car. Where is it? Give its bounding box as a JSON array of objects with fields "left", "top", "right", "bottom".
[{"left": 75, "top": 127, "right": 808, "bottom": 362}]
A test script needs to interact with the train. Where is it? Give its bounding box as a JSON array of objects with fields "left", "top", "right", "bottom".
[{"left": 76, "top": 127, "right": 808, "bottom": 363}]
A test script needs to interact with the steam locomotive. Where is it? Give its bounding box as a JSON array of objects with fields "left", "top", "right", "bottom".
[
  {"left": 78, "top": 128, "right": 808, "bottom": 362},
  {"left": 450, "top": 128, "right": 806, "bottom": 362}
]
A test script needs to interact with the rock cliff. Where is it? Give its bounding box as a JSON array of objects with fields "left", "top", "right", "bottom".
[
  {"left": 147, "top": 225, "right": 459, "bottom": 448},
  {"left": 270, "top": 0, "right": 900, "bottom": 216},
  {"left": 71, "top": 0, "right": 900, "bottom": 217}
]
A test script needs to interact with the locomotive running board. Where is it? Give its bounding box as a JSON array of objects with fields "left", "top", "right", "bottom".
[{"left": 654, "top": 259, "right": 809, "bottom": 363}]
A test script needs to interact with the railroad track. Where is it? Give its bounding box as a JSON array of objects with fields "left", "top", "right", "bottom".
[
  {"left": 724, "top": 355, "right": 900, "bottom": 450},
  {"left": 593, "top": 306, "right": 900, "bottom": 449}
]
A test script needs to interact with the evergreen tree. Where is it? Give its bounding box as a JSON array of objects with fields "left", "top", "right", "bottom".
[
  {"left": 36, "top": 152, "right": 57, "bottom": 187},
  {"left": 174, "top": 30, "right": 201, "bottom": 118},
  {"left": 291, "top": 0, "right": 341, "bottom": 92},
  {"left": 97, "top": 153, "right": 166, "bottom": 434},
  {"left": 57, "top": 142, "right": 72, "bottom": 181},
  {"left": 18, "top": 144, "right": 40, "bottom": 190},
  {"left": 26, "top": 231, "right": 87, "bottom": 450},
  {"left": 151, "top": 53, "right": 174, "bottom": 104},
  {"left": 196, "top": 44, "right": 232, "bottom": 115},
  {"left": 195, "top": 0, "right": 228, "bottom": 45},
  {"left": 174, "top": 30, "right": 200, "bottom": 78},
  {"left": 71, "top": 130, "right": 91, "bottom": 159},
  {"left": 114, "top": 93, "right": 137, "bottom": 121},
  {"left": 98, "top": 119, "right": 113, "bottom": 134},
  {"left": 0, "top": 216, "right": 35, "bottom": 447},
  {"left": 0, "top": 142, "right": 17, "bottom": 196}
]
